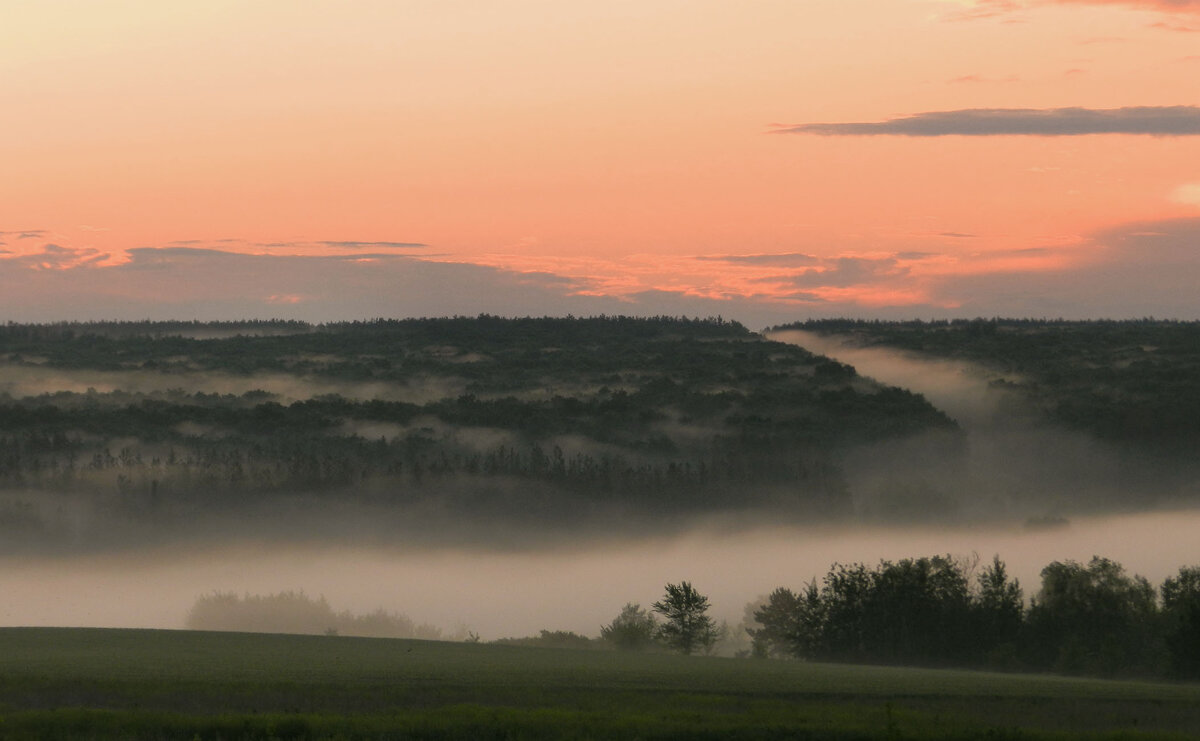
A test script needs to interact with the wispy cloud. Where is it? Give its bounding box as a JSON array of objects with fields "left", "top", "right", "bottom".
[
  {"left": 509, "top": 246, "right": 988, "bottom": 312},
  {"left": 2, "top": 243, "right": 108, "bottom": 270},
  {"left": 254, "top": 240, "right": 427, "bottom": 250},
  {"left": 1150, "top": 19, "right": 1200, "bottom": 30},
  {"left": 0, "top": 230, "right": 48, "bottom": 240},
  {"left": 316, "top": 241, "right": 428, "bottom": 250},
  {"left": 163, "top": 238, "right": 427, "bottom": 252},
  {"left": 774, "top": 106, "right": 1200, "bottom": 137},
  {"left": 762, "top": 258, "right": 910, "bottom": 289},
  {"left": 948, "top": 0, "right": 1200, "bottom": 18},
  {"left": 178, "top": 238, "right": 240, "bottom": 245},
  {"left": 694, "top": 252, "right": 821, "bottom": 266},
  {"left": 942, "top": 0, "right": 1022, "bottom": 20},
  {"left": 947, "top": 74, "right": 1020, "bottom": 84},
  {"left": 1052, "top": 0, "right": 1200, "bottom": 13}
]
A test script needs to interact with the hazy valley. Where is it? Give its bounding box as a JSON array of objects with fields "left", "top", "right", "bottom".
[{"left": 1, "top": 316, "right": 1198, "bottom": 643}]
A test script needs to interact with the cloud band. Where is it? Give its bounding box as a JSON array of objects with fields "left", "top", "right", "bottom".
[{"left": 776, "top": 106, "right": 1200, "bottom": 136}]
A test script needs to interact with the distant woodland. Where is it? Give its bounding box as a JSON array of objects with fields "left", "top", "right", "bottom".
[
  {"left": 782, "top": 318, "right": 1200, "bottom": 450},
  {"left": 0, "top": 316, "right": 952, "bottom": 551},
  {"left": 5, "top": 316, "right": 1200, "bottom": 552}
]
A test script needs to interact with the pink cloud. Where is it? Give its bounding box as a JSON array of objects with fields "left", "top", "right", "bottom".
[
  {"left": 0, "top": 240, "right": 110, "bottom": 270},
  {"left": 947, "top": 74, "right": 1020, "bottom": 83},
  {"left": 1052, "top": 0, "right": 1200, "bottom": 11},
  {"left": 950, "top": 0, "right": 1200, "bottom": 17},
  {"left": 4, "top": 220, "right": 1200, "bottom": 324},
  {"left": 1150, "top": 18, "right": 1200, "bottom": 28}
]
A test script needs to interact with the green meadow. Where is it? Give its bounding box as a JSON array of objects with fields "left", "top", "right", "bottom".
[{"left": 1, "top": 628, "right": 1198, "bottom": 739}]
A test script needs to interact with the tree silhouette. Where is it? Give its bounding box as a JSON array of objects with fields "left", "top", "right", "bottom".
[
  {"left": 1025, "top": 557, "right": 1158, "bottom": 676},
  {"left": 750, "top": 583, "right": 824, "bottom": 659},
  {"left": 1162, "top": 565, "right": 1200, "bottom": 679},
  {"left": 653, "top": 582, "right": 720, "bottom": 655},
  {"left": 600, "top": 603, "right": 658, "bottom": 651},
  {"left": 975, "top": 554, "right": 1023, "bottom": 664}
]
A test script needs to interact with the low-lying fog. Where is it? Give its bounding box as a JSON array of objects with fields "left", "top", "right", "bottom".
[
  {"left": 767, "top": 330, "right": 1008, "bottom": 427},
  {"left": 769, "top": 330, "right": 1199, "bottom": 518},
  {"left": 3, "top": 329, "right": 1196, "bottom": 640},
  {"left": 2, "top": 511, "right": 1198, "bottom": 639}
]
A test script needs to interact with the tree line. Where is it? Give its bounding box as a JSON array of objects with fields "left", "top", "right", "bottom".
[
  {"left": 183, "top": 556, "right": 1200, "bottom": 683},
  {"left": 600, "top": 557, "right": 1200, "bottom": 682}
]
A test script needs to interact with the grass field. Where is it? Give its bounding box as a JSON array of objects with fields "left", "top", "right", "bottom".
[{"left": 0, "top": 628, "right": 1198, "bottom": 739}]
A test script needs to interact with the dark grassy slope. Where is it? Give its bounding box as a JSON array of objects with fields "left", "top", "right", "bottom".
[
  {"left": 782, "top": 319, "right": 1200, "bottom": 450},
  {"left": 0, "top": 317, "right": 954, "bottom": 552},
  {"left": 1, "top": 627, "right": 1198, "bottom": 740}
]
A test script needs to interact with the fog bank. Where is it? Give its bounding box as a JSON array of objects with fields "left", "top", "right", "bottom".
[
  {"left": 768, "top": 330, "right": 1014, "bottom": 428},
  {"left": 2, "top": 510, "right": 1198, "bottom": 640},
  {"left": 768, "top": 330, "right": 1194, "bottom": 519}
]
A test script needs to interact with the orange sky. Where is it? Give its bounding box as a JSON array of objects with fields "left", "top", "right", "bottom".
[{"left": 3, "top": 0, "right": 1200, "bottom": 322}]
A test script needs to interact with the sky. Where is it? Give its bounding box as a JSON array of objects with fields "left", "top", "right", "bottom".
[{"left": 3, "top": 0, "right": 1200, "bottom": 325}]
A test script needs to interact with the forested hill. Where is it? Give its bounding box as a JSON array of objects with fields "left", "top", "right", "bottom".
[
  {"left": 779, "top": 318, "right": 1200, "bottom": 450},
  {"left": 0, "top": 316, "right": 953, "bottom": 552}
]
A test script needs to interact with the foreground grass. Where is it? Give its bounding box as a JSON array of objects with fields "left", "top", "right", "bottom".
[{"left": 1, "top": 628, "right": 1198, "bottom": 739}]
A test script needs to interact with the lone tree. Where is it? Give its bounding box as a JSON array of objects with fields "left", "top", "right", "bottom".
[
  {"left": 653, "top": 581, "right": 720, "bottom": 655},
  {"left": 600, "top": 603, "right": 658, "bottom": 651}
]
